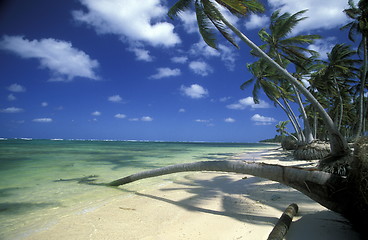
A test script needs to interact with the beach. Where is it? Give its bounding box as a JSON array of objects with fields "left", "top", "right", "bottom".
[{"left": 22, "top": 148, "right": 360, "bottom": 240}]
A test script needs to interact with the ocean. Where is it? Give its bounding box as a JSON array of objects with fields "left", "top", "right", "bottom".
[{"left": 0, "top": 139, "right": 277, "bottom": 239}]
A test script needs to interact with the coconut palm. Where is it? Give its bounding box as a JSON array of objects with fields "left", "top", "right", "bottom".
[
  {"left": 257, "top": 10, "right": 320, "bottom": 144},
  {"left": 241, "top": 59, "right": 305, "bottom": 142},
  {"left": 104, "top": 2, "right": 368, "bottom": 234},
  {"left": 342, "top": 0, "right": 368, "bottom": 138},
  {"left": 170, "top": 0, "right": 348, "bottom": 156},
  {"left": 313, "top": 44, "right": 359, "bottom": 131}
]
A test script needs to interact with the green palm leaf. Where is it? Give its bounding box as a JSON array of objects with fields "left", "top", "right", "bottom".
[
  {"left": 195, "top": 1, "right": 217, "bottom": 49},
  {"left": 168, "top": 0, "right": 192, "bottom": 19},
  {"left": 203, "top": 0, "right": 239, "bottom": 48}
]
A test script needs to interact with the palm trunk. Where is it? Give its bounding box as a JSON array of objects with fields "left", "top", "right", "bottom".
[
  {"left": 108, "top": 160, "right": 345, "bottom": 214},
  {"left": 219, "top": 16, "right": 350, "bottom": 157},
  {"left": 293, "top": 86, "right": 314, "bottom": 143},
  {"left": 332, "top": 75, "right": 344, "bottom": 131},
  {"left": 282, "top": 97, "right": 305, "bottom": 142},
  {"left": 273, "top": 98, "right": 302, "bottom": 141},
  {"left": 356, "top": 36, "right": 367, "bottom": 138}
]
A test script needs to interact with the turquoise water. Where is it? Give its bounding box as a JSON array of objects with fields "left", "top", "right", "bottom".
[{"left": 0, "top": 139, "right": 277, "bottom": 239}]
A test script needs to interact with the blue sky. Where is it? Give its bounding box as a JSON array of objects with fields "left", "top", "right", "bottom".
[{"left": 0, "top": 0, "right": 356, "bottom": 142}]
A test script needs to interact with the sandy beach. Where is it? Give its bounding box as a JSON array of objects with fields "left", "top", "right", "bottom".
[{"left": 24, "top": 149, "right": 360, "bottom": 240}]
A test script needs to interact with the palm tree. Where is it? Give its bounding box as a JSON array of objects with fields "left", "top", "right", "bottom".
[
  {"left": 169, "top": 0, "right": 349, "bottom": 157},
  {"left": 241, "top": 59, "right": 305, "bottom": 142},
  {"left": 104, "top": 2, "right": 368, "bottom": 234},
  {"left": 257, "top": 10, "right": 320, "bottom": 144},
  {"left": 313, "top": 44, "right": 359, "bottom": 131},
  {"left": 276, "top": 120, "right": 297, "bottom": 140},
  {"left": 342, "top": 0, "right": 368, "bottom": 138}
]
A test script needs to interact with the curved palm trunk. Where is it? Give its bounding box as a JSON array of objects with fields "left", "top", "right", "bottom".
[
  {"left": 273, "top": 98, "right": 302, "bottom": 141},
  {"left": 219, "top": 16, "right": 350, "bottom": 157},
  {"left": 356, "top": 36, "right": 368, "bottom": 138},
  {"left": 282, "top": 97, "right": 305, "bottom": 142},
  {"left": 293, "top": 86, "right": 314, "bottom": 143},
  {"left": 332, "top": 76, "right": 344, "bottom": 131},
  {"left": 108, "top": 160, "right": 345, "bottom": 214}
]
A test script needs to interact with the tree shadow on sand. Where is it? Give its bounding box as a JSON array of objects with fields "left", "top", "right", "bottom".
[{"left": 117, "top": 172, "right": 359, "bottom": 239}]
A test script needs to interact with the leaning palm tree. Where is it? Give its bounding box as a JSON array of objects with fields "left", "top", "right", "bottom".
[
  {"left": 168, "top": 0, "right": 349, "bottom": 157},
  {"left": 256, "top": 10, "right": 320, "bottom": 144},
  {"left": 342, "top": 0, "right": 368, "bottom": 138},
  {"left": 242, "top": 59, "right": 305, "bottom": 143},
  {"left": 106, "top": 0, "right": 367, "bottom": 236},
  {"left": 313, "top": 44, "right": 359, "bottom": 131}
]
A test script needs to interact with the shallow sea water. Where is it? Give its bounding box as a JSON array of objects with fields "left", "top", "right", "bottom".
[{"left": 0, "top": 139, "right": 277, "bottom": 239}]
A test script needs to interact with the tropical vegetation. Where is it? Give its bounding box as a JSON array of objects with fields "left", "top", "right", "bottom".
[{"left": 107, "top": 0, "right": 368, "bottom": 237}]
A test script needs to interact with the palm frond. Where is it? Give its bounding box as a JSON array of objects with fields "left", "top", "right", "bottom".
[
  {"left": 215, "top": 0, "right": 264, "bottom": 16},
  {"left": 168, "top": 0, "right": 193, "bottom": 19},
  {"left": 203, "top": 0, "right": 239, "bottom": 48},
  {"left": 195, "top": 1, "right": 218, "bottom": 49}
]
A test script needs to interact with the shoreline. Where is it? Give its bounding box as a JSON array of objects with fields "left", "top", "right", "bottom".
[{"left": 21, "top": 148, "right": 360, "bottom": 239}]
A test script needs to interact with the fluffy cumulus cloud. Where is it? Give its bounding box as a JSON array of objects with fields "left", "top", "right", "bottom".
[
  {"left": 108, "top": 95, "right": 123, "bottom": 103},
  {"left": 0, "top": 107, "right": 24, "bottom": 113},
  {"left": 141, "top": 116, "right": 153, "bottom": 122},
  {"left": 7, "top": 94, "right": 16, "bottom": 101},
  {"left": 171, "top": 56, "right": 188, "bottom": 64},
  {"left": 227, "top": 97, "right": 270, "bottom": 110},
  {"left": 7, "top": 83, "right": 26, "bottom": 92},
  {"left": 128, "top": 48, "right": 153, "bottom": 62},
  {"left": 224, "top": 117, "right": 235, "bottom": 123},
  {"left": 73, "top": 0, "right": 180, "bottom": 47},
  {"left": 251, "top": 114, "right": 276, "bottom": 125},
  {"left": 0, "top": 36, "right": 99, "bottom": 82},
  {"left": 180, "top": 84, "right": 209, "bottom": 99},
  {"left": 115, "top": 113, "right": 126, "bottom": 119},
  {"left": 91, "top": 111, "right": 101, "bottom": 116},
  {"left": 33, "top": 118, "right": 53, "bottom": 123},
  {"left": 189, "top": 61, "right": 213, "bottom": 76},
  {"left": 150, "top": 67, "right": 181, "bottom": 79},
  {"left": 244, "top": 14, "right": 269, "bottom": 30},
  {"left": 267, "top": 0, "right": 353, "bottom": 34}
]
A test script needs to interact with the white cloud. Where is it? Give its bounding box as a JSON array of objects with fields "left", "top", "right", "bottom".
[
  {"left": 91, "top": 111, "right": 101, "bottom": 116},
  {"left": 225, "top": 117, "right": 236, "bottom": 123},
  {"left": 267, "top": 0, "right": 353, "bottom": 34},
  {"left": 115, "top": 113, "right": 126, "bottom": 119},
  {"left": 245, "top": 14, "right": 269, "bottom": 30},
  {"left": 33, "top": 118, "right": 53, "bottom": 123},
  {"left": 308, "top": 37, "right": 336, "bottom": 60},
  {"left": 179, "top": 11, "right": 198, "bottom": 34},
  {"left": 128, "top": 48, "right": 153, "bottom": 62},
  {"left": 189, "top": 61, "right": 213, "bottom": 76},
  {"left": 219, "top": 97, "right": 231, "bottom": 102},
  {"left": 227, "top": 97, "right": 270, "bottom": 110},
  {"left": 73, "top": 0, "right": 180, "bottom": 47},
  {"left": 179, "top": 108, "right": 186, "bottom": 113},
  {"left": 0, "top": 107, "right": 24, "bottom": 113},
  {"left": 7, "top": 94, "right": 16, "bottom": 101},
  {"left": 195, "top": 119, "right": 210, "bottom": 123},
  {"left": 129, "top": 118, "right": 140, "bottom": 121},
  {"left": 41, "top": 102, "right": 48, "bottom": 107},
  {"left": 0, "top": 36, "right": 99, "bottom": 82},
  {"left": 108, "top": 95, "right": 123, "bottom": 103},
  {"left": 190, "top": 41, "right": 237, "bottom": 71},
  {"left": 7, "top": 83, "right": 26, "bottom": 92},
  {"left": 171, "top": 56, "right": 188, "bottom": 64},
  {"left": 150, "top": 67, "right": 181, "bottom": 79},
  {"left": 141, "top": 116, "right": 153, "bottom": 122},
  {"left": 180, "top": 84, "right": 209, "bottom": 99},
  {"left": 251, "top": 114, "right": 276, "bottom": 125}
]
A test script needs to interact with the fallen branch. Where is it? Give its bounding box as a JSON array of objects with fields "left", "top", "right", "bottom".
[{"left": 267, "top": 203, "right": 299, "bottom": 240}]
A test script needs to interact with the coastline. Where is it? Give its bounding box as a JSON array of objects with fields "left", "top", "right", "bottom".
[{"left": 23, "top": 148, "right": 360, "bottom": 240}]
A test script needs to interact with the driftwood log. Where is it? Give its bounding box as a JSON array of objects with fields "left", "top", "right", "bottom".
[{"left": 267, "top": 203, "right": 299, "bottom": 240}]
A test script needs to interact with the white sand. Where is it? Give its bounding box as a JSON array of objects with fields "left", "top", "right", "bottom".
[{"left": 24, "top": 149, "right": 360, "bottom": 240}]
